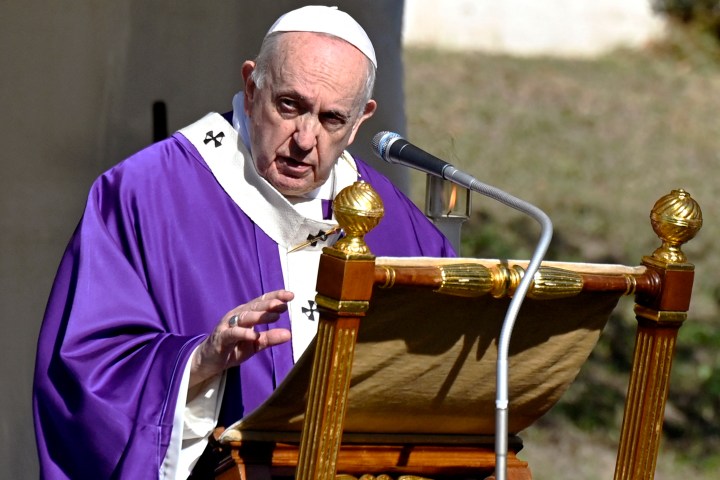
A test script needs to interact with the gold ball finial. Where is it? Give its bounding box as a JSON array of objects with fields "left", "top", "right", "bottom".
[
  {"left": 649, "top": 189, "right": 703, "bottom": 264},
  {"left": 331, "top": 181, "right": 384, "bottom": 257}
]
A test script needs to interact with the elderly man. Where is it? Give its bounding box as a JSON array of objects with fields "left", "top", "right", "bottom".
[{"left": 33, "top": 6, "right": 453, "bottom": 479}]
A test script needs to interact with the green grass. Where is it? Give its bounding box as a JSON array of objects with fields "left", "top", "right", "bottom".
[{"left": 404, "top": 33, "right": 720, "bottom": 478}]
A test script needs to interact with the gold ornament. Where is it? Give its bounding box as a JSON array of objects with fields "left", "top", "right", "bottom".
[
  {"left": 649, "top": 189, "right": 703, "bottom": 264},
  {"left": 331, "top": 181, "right": 385, "bottom": 257}
]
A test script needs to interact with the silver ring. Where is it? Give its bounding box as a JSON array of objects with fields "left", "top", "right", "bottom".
[{"left": 228, "top": 314, "right": 239, "bottom": 328}]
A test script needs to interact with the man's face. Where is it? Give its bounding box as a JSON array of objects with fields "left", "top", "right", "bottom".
[{"left": 242, "top": 32, "right": 376, "bottom": 196}]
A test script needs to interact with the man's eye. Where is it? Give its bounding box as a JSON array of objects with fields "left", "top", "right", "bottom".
[
  {"left": 277, "top": 98, "right": 299, "bottom": 114},
  {"left": 321, "top": 113, "right": 347, "bottom": 129}
]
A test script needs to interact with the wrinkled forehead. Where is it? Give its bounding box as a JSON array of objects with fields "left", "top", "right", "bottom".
[{"left": 268, "top": 33, "right": 369, "bottom": 108}]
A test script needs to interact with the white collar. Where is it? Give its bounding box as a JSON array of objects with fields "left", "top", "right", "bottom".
[{"left": 179, "top": 112, "right": 358, "bottom": 249}]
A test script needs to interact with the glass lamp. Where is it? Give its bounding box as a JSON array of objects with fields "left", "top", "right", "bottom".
[{"left": 425, "top": 175, "right": 471, "bottom": 253}]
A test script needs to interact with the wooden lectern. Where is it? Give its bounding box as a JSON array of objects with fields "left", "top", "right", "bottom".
[{"left": 214, "top": 183, "right": 702, "bottom": 480}]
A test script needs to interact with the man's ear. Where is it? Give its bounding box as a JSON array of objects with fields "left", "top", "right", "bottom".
[
  {"left": 347, "top": 99, "right": 377, "bottom": 146},
  {"left": 241, "top": 61, "right": 257, "bottom": 112}
]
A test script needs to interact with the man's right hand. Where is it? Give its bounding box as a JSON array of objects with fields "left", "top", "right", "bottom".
[{"left": 189, "top": 290, "right": 294, "bottom": 388}]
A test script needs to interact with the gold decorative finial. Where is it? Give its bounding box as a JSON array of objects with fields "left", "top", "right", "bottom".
[
  {"left": 330, "top": 181, "right": 384, "bottom": 257},
  {"left": 649, "top": 189, "right": 703, "bottom": 264}
]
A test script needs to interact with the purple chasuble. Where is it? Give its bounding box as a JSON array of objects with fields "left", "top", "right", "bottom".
[{"left": 33, "top": 118, "right": 454, "bottom": 479}]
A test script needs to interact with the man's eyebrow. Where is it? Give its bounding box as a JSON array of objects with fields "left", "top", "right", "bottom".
[
  {"left": 323, "top": 109, "right": 352, "bottom": 121},
  {"left": 273, "top": 88, "right": 355, "bottom": 119},
  {"left": 274, "top": 88, "right": 302, "bottom": 100}
]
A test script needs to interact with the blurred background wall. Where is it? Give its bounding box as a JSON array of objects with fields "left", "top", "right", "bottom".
[
  {"left": 0, "top": 0, "right": 664, "bottom": 476},
  {"left": 404, "top": 0, "right": 663, "bottom": 56}
]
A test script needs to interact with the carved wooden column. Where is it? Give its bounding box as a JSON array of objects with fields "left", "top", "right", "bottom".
[
  {"left": 295, "top": 181, "right": 384, "bottom": 480},
  {"left": 614, "top": 189, "right": 703, "bottom": 480}
]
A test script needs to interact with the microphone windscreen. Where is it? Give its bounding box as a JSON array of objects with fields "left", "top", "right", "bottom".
[{"left": 371, "top": 131, "right": 402, "bottom": 161}]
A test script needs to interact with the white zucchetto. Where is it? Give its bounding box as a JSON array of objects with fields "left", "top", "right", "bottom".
[{"left": 266, "top": 5, "right": 377, "bottom": 68}]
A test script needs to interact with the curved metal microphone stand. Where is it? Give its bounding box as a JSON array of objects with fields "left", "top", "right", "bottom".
[
  {"left": 441, "top": 166, "right": 553, "bottom": 480},
  {"left": 371, "top": 131, "right": 553, "bottom": 479}
]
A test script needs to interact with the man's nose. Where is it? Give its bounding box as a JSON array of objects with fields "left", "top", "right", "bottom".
[{"left": 293, "top": 115, "right": 319, "bottom": 151}]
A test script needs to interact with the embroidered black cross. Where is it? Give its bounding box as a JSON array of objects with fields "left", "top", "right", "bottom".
[
  {"left": 203, "top": 130, "right": 225, "bottom": 148},
  {"left": 306, "top": 230, "right": 330, "bottom": 248},
  {"left": 288, "top": 226, "right": 341, "bottom": 253},
  {"left": 301, "top": 300, "right": 318, "bottom": 321}
]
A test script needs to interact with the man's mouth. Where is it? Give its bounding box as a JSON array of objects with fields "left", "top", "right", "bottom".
[{"left": 277, "top": 156, "right": 312, "bottom": 175}]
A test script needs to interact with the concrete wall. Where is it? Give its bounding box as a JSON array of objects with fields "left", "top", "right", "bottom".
[
  {"left": 404, "top": 0, "right": 665, "bottom": 57},
  {"left": 0, "top": 1, "right": 405, "bottom": 476}
]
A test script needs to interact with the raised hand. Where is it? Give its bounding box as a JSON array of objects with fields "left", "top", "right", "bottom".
[{"left": 189, "top": 290, "right": 294, "bottom": 387}]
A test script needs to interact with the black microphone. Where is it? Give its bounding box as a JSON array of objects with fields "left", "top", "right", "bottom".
[
  {"left": 372, "top": 131, "right": 452, "bottom": 178},
  {"left": 372, "top": 131, "right": 479, "bottom": 191}
]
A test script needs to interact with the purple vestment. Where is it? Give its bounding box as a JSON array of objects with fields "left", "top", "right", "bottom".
[{"left": 33, "top": 119, "right": 454, "bottom": 479}]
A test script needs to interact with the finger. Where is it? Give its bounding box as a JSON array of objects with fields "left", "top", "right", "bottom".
[
  {"left": 236, "top": 293, "right": 289, "bottom": 315},
  {"left": 222, "top": 324, "right": 261, "bottom": 347},
  {"left": 228, "top": 309, "right": 283, "bottom": 330},
  {"left": 234, "top": 296, "right": 292, "bottom": 325},
  {"left": 255, "top": 328, "right": 292, "bottom": 352},
  {"left": 226, "top": 310, "right": 249, "bottom": 328},
  {"left": 252, "top": 291, "right": 294, "bottom": 313},
  {"left": 223, "top": 328, "right": 290, "bottom": 364},
  {"left": 226, "top": 306, "right": 272, "bottom": 328},
  {"left": 222, "top": 290, "right": 294, "bottom": 332},
  {"left": 263, "top": 289, "right": 295, "bottom": 303}
]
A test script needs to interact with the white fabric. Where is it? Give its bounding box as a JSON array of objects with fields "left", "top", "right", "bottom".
[
  {"left": 266, "top": 5, "right": 377, "bottom": 68},
  {"left": 283, "top": 247, "right": 325, "bottom": 361},
  {"left": 160, "top": 347, "right": 225, "bottom": 480},
  {"left": 178, "top": 374, "right": 225, "bottom": 476},
  {"left": 281, "top": 191, "right": 343, "bottom": 362},
  {"left": 159, "top": 347, "right": 191, "bottom": 480},
  {"left": 182, "top": 113, "right": 338, "bottom": 249}
]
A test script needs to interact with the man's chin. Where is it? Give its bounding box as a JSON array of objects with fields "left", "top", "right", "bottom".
[{"left": 270, "top": 177, "right": 317, "bottom": 197}]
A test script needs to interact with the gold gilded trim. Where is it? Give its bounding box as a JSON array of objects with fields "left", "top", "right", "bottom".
[
  {"left": 634, "top": 305, "right": 687, "bottom": 325},
  {"left": 297, "top": 319, "right": 359, "bottom": 479},
  {"left": 642, "top": 254, "right": 696, "bottom": 272},
  {"left": 623, "top": 273, "right": 637, "bottom": 296},
  {"left": 436, "top": 263, "right": 493, "bottom": 297},
  {"left": 337, "top": 476, "right": 433, "bottom": 480},
  {"left": 528, "top": 266, "right": 584, "bottom": 299},
  {"left": 330, "top": 181, "right": 384, "bottom": 257},
  {"left": 322, "top": 246, "right": 376, "bottom": 261},
  {"left": 614, "top": 318, "right": 679, "bottom": 479},
  {"left": 649, "top": 189, "right": 702, "bottom": 265},
  {"left": 378, "top": 265, "right": 396, "bottom": 289},
  {"left": 316, "top": 294, "right": 370, "bottom": 314},
  {"left": 434, "top": 263, "right": 583, "bottom": 299}
]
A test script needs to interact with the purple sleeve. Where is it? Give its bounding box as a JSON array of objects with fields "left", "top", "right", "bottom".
[
  {"left": 33, "top": 137, "right": 289, "bottom": 479},
  {"left": 33, "top": 170, "right": 205, "bottom": 479}
]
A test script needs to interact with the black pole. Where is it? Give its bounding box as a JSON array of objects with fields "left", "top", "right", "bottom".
[{"left": 152, "top": 101, "right": 168, "bottom": 142}]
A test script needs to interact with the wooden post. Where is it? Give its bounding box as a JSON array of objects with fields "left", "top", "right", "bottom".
[
  {"left": 614, "top": 189, "right": 702, "bottom": 480},
  {"left": 295, "top": 181, "right": 384, "bottom": 480}
]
